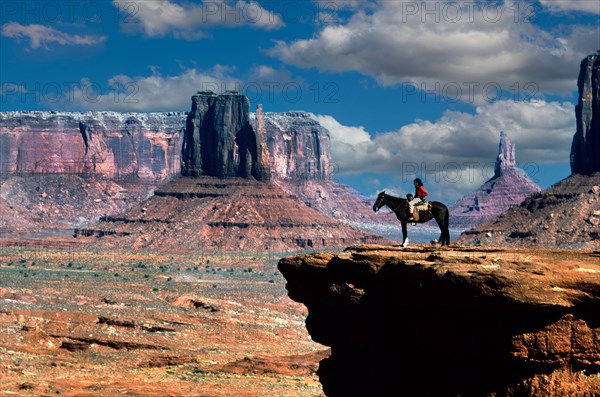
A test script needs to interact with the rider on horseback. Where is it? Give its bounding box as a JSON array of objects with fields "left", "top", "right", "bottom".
[{"left": 407, "top": 178, "right": 428, "bottom": 221}]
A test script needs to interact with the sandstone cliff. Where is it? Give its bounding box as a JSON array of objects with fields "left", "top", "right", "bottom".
[
  {"left": 258, "top": 111, "right": 332, "bottom": 180},
  {"left": 279, "top": 245, "right": 600, "bottom": 396},
  {"left": 571, "top": 51, "right": 600, "bottom": 175},
  {"left": 0, "top": 111, "right": 184, "bottom": 181},
  {"left": 449, "top": 132, "right": 541, "bottom": 230},
  {"left": 0, "top": 107, "right": 397, "bottom": 235},
  {"left": 0, "top": 111, "right": 185, "bottom": 230}
]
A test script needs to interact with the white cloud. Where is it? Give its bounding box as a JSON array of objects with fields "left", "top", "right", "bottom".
[
  {"left": 539, "top": 0, "right": 600, "bottom": 14},
  {"left": 0, "top": 83, "right": 27, "bottom": 96},
  {"left": 1, "top": 22, "right": 106, "bottom": 50},
  {"left": 314, "top": 99, "right": 575, "bottom": 200},
  {"left": 270, "top": 1, "right": 599, "bottom": 101},
  {"left": 113, "top": 0, "right": 283, "bottom": 39},
  {"left": 66, "top": 66, "right": 243, "bottom": 112}
]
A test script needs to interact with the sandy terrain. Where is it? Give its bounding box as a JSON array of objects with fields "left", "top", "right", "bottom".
[{"left": 0, "top": 245, "right": 328, "bottom": 396}]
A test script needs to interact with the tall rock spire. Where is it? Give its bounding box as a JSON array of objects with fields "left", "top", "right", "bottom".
[
  {"left": 449, "top": 131, "right": 541, "bottom": 229},
  {"left": 494, "top": 131, "right": 516, "bottom": 177},
  {"left": 571, "top": 51, "right": 600, "bottom": 175}
]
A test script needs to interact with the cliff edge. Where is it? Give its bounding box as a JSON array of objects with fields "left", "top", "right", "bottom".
[{"left": 279, "top": 245, "right": 600, "bottom": 396}]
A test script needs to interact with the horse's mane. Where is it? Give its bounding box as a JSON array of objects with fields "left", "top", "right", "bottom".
[{"left": 382, "top": 192, "right": 406, "bottom": 201}]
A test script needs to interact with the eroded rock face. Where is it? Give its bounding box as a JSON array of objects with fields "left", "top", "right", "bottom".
[
  {"left": 0, "top": 111, "right": 184, "bottom": 181},
  {"left": 258, "top": 111, "right": 332, "bottom": 180},
  {"left": 278, "top": 245, "right": 600, "bottom": 396},
  {"left": 0, "top": 106, "right": 392, "bottom": 234},
  {"left": 571, "top": 51, "right": 600, "bottom": 175},
  {"left": 181, "top": 92, "right": 271, "bottom": 181}
]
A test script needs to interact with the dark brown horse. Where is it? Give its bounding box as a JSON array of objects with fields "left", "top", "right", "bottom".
[{"left": 372, "top": 191, "right": 450, "bottom": 247}]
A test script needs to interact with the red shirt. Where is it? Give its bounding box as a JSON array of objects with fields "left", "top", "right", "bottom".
[{"left": 415, "top": 185, "right": 428, "bottom": 199}]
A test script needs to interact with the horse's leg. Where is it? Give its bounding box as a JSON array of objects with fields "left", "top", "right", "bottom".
[
  {"left": 401, "top": 221, "right": 409, "bottom": 247},
  {"left": 443, "top": 208, "right": 450, "bottom": 245}
]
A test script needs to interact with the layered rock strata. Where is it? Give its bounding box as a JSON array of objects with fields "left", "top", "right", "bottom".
[
  {"left": 75, "top": 177, "right": 388, "bottom": 253},
  {"left": 0, "top": 111, "right": 184, "bottom": 181},
  {"left": 278, "top": 245, "right": 600, "bottom": 396},
  {"left": 449, "top": 132, "right": 541, "bottom": 230},
  {"left": 1, "top": 108, "right": 398, "bottom": 234}
]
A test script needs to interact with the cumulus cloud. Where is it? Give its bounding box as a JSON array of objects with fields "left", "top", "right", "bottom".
[
  {"left": 113, "top": 0, "right": 283, "bottom": 39},
  {"left": 270, "top": 1, "right": 598, "bottom": 101},
  {"left": 1, "top": 22, "right": 106, "bottom": 50},
  {"left": 313, "top": 99, "right": 575, "bottom": 200},
  {"left": 65, "top": 66, "right": 243, "bottom": 112},
  {"left": 539, "top": 0, "right": 600, "bottom": 14}
]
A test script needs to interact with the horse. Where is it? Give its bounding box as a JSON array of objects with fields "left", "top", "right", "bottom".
[{"left": 372, "top": 191, "right": 451, "bottom": 247}]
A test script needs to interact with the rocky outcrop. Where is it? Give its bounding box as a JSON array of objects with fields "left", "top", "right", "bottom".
[
  {"left": 278, "top": 245, "right": 600, "bottom": 396},
  {"left": 0, "top": 111, "right": 184, "bottom": 181},
  {"left": 449, "top": 132, "right": 541, "bottom": 230},
  {"left": 571, "top": 51, "right": 600, "bottom": 175},
  {"left": 0, "top": 107, "right": 333, "bottom": 184},
  {"left": 181, "top": 92, "right": 270, "bottom": 181}
]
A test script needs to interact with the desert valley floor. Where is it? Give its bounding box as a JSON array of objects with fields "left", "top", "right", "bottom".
[{"left": 0, "top": 242, "right": 329, "bottom": 397}]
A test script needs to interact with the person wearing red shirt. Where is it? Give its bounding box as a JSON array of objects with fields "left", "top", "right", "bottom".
[{"left": 408, "top": 178, "right": 428, "bottom": 221}]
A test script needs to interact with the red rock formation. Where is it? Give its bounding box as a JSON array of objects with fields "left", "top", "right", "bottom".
[
  {"left": 1, "top": 108, "right": 395, "bottom": 235},
  {"left": 449, "top": 132, "right": 541, "bottom": 230},
  {"left": 260, "top": 110, "right": 399, "bottom": 232},
  {"left": 259, "top": 111, "right": 332, "bottom": 180},
  {"left": 278, "top": 245, "right": 600, "bottom": 396},
  {"left": 0, "top": 111, "right": 184, "bottom": 181}
]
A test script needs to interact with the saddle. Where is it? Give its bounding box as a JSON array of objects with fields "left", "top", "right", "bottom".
[{"left": 412, "top": 201, "right": 431, "bottom": 221}]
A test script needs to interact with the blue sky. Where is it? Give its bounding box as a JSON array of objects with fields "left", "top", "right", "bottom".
[{"left": 1, "top": 0, "right": 599, "bottom": 203}]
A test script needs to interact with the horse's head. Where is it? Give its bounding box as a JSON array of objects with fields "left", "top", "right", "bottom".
[{"left": 373, "top": 191, "right": 386, "bottom": 212}]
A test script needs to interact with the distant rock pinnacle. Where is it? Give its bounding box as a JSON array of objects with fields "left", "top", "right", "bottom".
[
  {"left": 571, "top": 51, "right": 600, "bottom": 175},
  {"left": 449, "top": 131, "right": 541, "bottom": 230},
  {"left": 494, "top": 131, "right": 516, "bottom": 177}
]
